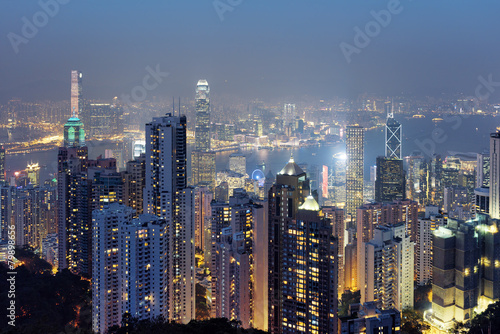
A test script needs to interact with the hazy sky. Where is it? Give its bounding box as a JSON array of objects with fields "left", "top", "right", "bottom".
[{"left": 1, "top": 0, "right": 500, "bottom": 102}]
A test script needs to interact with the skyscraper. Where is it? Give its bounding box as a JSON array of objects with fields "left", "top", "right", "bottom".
[
  {"left": 64, "top": 116, "right": 86, "bottom": 148},
  {"left": 121, "top": 154, "right": 146, "bottom": 218},
  {"left": 191, "top": 80, "right": 216, "bottom": 188},
  {"left": 0, "top": 145, "right": 5, "bottom": 182},
  {"left": 57, "top": 145, "right": 89, "bottom": 272},
  {"left": 144, "top": 114, "right": 187, "bottom": 216},
  {"left": 268, "top": 188, "right": 337, "bottom": 333},
  {"left": 282, "top": 103, "right": 296, "bottom": 133},
  {"left": 322, "top": 206, "right": 346, "bottom": 296},
  {"left": 92, "top": 204, "right": 134, "bottom": 334},
  {"left": 430, "top": 219, "right": 479, "bottom": 327},
  {"left": 71, "top": 70, "right": 83, "bottom": 118},
  {"left": 194, "top": 186, "right": 212, "bottom": 252},
  {"left": 191, "top": 150, "right": 216, "bottom": 189},
  {"left": 26, "top": 162, "right": 41, "bottom": 187},
  {"left": 490, "top": 132, "right": 500, "bottom": 219},
  {"left": 416, "top": 206, "right": 444, "bottom": 286},
  {"left": 229, "top": 153, "right": 247, "bottom": 176},
  {"left": 375, "top": 156, "right": 405, "bottom": 203},
  {"left": 268, "top": 157, "right": 308, "bottom": 333},
  {"left": 92, "top": 203, "right": 170, "bottom": 334},
  {"left": 477, "top": 151, "right": 490, "bottom": 188},
  {"left": 143, "top": 113, "right": 194, "bottom": 323},
  {"left": 360, "top": 223, "right": 414, "bottom": 311},
  {"left": 195, "top": 80, "right": 210, "bottom": 151},
  {"left": 210, "top": 190, "right": 267, "bottom": 329},
  {"left": 268, "top": 158, "right": 338, "bottom": 333},
  {"left": 346, "top": 125, "right": 364, "bottom": 227},
  {"left": 385, "top": 115, "right": 402, "bottom": 159}
]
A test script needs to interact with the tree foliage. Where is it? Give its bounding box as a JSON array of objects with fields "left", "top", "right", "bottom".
[
  {"left": 339, "top": 290, "right": 361, "bottom": 317},
  {"left": 468, "top": 301, "right": 500, "bottom": 334},
  {"left": 0, "top": 249, "right": 92, "bottom": 334},
  {"left": 401, "top": 308, "right": 429, "bottom": 334},
  {"left": 107, "top": 317, "right": 268, "bottom": 334}
]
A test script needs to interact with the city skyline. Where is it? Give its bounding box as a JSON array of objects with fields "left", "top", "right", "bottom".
[{"left": 3, "top": 2, "right": 500, "bottom": 334}]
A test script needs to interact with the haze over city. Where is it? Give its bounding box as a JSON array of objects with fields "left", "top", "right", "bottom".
[
  {"left": 1, "top": 1, "right": 500, "bottom": 102},
  {"left": 2, "top": 1, "right": 500, "bottom": 334}
]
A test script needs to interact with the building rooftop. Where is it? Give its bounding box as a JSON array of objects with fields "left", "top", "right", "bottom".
[
  {"left": 278, "top": 156, "right": 305, "bottom": 176},
  {"left": 299, "top": 195, "right": 320, "bottom": 211}
]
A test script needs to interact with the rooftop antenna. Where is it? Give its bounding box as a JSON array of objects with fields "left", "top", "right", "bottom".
[
  {"left": 172, "top": 96, "right": 175, "bottom": 115},
  {"left": 178, "top": 97, "right": 181, "bottom": 116}
]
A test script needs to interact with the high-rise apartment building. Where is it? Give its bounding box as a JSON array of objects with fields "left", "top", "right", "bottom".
[
  {"left": 356, "top": 199, "right": 419, "bottom": 259},
  {"left": 0, "top": 184, "right": 14, "bottom": 242},
  {"left": 92, "top": 204, "right": 170, "bottom": 334},
  {"left": 143, "top": 113, "right": 194, "bottom": 323},
  {"left": 346, "top": 125, "right": 364, "bottom": 227},
  {"left": 477, "top": 151, "right": 490, "bottom": 188},
  {"left": 268, "top": 158, "right": 338, "bottom": 333},
  {"left": 121, "top": 154, "right": 146, "bottom": 218},
  {"left": 415, "top": 206, "right": 444, "bottom": 286},
  {"left": 92, "top": 204, "right": 134, "bottom": 333},
  {"left": 0, "top": 145, "right": 5, "bottom": 182},
  {"left": 490, "top": 132, "right": 500, "bottom": 219},
  {"left": 270, "top": 193, "right": 338, "bottom": 334},
  {"left": 210, "top": 190, "right": 267, "bottom": 329},
  {"left": 323, "top": 206, "right": 346, "bottom": 296},
  {"left": 194, "top": 186, "right": 212, "bottom": 252},
  {"left": 361, "top": 223, "right": 414, "bottom": 311},
  {"left": 57, "top": 145, "right": 89, "bottom": 272},
  {"left": 89, "top": 162, "right": 123, "bottom": 212}
]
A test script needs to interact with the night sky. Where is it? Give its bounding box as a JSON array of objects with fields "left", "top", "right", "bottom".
[{"left": 1, "top": 0, "right": 500, "bottom": 102}]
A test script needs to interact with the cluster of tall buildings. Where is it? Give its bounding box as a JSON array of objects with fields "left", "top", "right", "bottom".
[{"left": 5, "top": 69, "right": 500, "bottom": 334}]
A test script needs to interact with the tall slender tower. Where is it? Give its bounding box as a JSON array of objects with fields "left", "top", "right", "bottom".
[
  {"left": 65, "top": 71, "right": 85, "bottom": 147},
  {"left": 195, "top": 80, "right": 210, "bottom": 151},
  {"left": 385, "top": 114, "right": 402, "bottom": 159},
  {"left": 490, "top": 132, "right": 500, "bottom": 219},
  {"left": 71, "top": 70, "right": 83, "bottom": 118},
  {"left": 191, "top": 80, "right": 216, "bottom": 189},
  {"left": 268, "top": 158, "right": 337, "bottom": 333},
  {"left": 0, "top": 145, "right": 5, "bottom": 182},
  {"left": 345, "top": 125, "right": 364, "bottom": 227},
  {"left": 144, "top": 113, "right": 194, "bottom": 323}
]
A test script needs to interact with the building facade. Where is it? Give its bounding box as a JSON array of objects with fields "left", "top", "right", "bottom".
[{"left": 346, "top": 125, "right": 364, "bottom": 227}]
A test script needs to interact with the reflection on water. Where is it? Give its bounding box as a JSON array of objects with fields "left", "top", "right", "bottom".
[{"left": 5, "top": 114, "right": 500, "bottom": 183}]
